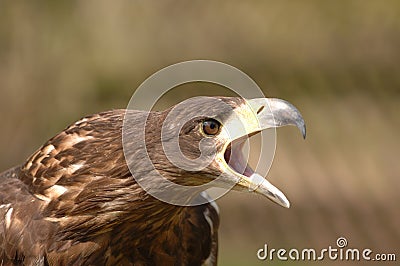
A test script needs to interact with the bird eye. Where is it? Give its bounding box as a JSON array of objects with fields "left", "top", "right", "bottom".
[{"left": 202, "top": 119, "right": 221, "bottom": 136}]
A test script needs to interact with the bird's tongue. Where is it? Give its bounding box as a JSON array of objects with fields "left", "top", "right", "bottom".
[
  {"left": 224, "top": 141, "right": 254, "bottom": 177},
  {"left": 224, "top": 138, "right": 290, "bottom": 208}
]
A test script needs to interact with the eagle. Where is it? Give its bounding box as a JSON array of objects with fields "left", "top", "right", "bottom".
[{"left": 0, "top": 96, "right": 305, "bottom": 265}]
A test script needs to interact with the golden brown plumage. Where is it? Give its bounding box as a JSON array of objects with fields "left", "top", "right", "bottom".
[{"left": 0, "top": 96, "right": 305, "bottom": 265}]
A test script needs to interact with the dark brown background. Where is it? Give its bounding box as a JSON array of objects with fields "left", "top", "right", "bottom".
[{"left": 0, "top": 1, "right": 399, "bottom": 265}]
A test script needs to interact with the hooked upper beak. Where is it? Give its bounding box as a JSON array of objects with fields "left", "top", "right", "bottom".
[
  {"left": 248, "top": 98, "right": 306, "bottom": 139},
  {"left": 220, "top": 98, "right": 306, "bottom": 208}
]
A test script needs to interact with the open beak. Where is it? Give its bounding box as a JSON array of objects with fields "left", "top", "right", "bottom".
[{"left": 220, "top": 98, "right": 306, "bottom": 208}]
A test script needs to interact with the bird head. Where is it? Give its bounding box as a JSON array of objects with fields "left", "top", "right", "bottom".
[{"left": 124, "top": 96, "right": 306, "bottom": 208}]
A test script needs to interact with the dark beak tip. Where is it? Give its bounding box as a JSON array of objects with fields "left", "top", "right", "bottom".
[{"left": 301, "top": 124, "right": 307, "bottom": 139}]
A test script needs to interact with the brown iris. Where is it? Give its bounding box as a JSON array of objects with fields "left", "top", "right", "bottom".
[{"left": 202, "top": 119, "right": 221, "bottom": 136}]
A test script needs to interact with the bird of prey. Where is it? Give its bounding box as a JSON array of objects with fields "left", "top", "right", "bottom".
[{"left": 0, "top": 96, "right": 305, "bottom": 265}]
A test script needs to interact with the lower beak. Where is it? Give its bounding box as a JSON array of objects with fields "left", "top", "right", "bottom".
[{"left": 237, "top": 173, "right": 290, "bottom": 208}]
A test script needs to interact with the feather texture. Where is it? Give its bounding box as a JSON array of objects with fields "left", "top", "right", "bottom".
[{"left": 0, "top": 108, "right": 221, "bottom": 265}]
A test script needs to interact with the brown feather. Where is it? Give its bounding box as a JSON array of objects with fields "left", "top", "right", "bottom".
[{"left": 0, "top": 98, "right": 242, "bottom": 265}]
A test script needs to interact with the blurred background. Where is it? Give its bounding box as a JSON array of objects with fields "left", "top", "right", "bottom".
[{"left": 0, "top": 1, "right": 399, "bottom": 265}]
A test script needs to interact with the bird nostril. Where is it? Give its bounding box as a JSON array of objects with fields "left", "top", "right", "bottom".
[{"left": 257, "top": 106, "right": 264, "bottom": 114}]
